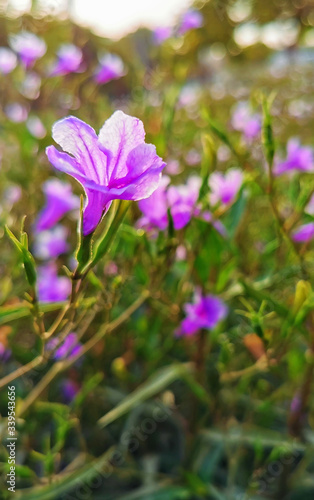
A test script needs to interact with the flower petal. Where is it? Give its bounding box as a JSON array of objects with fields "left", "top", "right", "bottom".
[
  {"left": 51, "top": 116, "right": 107, "bottom": 183},
  {"left": 98, "top": 111, "right": 145, "bottom": 181},
  {"left": 82, "top": 188, "right": 111, "bottom": 235}
]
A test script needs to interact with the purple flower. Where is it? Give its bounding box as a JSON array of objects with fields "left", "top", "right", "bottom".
[
  {"left": 37, "top": 263, "right": 71, "bottom": 303},
  {"left": 273, "top": 139, "right": 314, "bottom": 176},
  {"left": 50, "top": 44, "right": 83, "bottom": 76},
  {"left": 61, "top": 379, "right": 80, "bottom": 403},
  {"left": 34, "top": 179, "right": 80, "bottom": 233},
  {"left": 3, "top": 185, "right": 22, "bottom": 206},
  {"left": 93, "top": 54, "right": 126, "bottom": 85},
  {"left": 177, "top": 9, "right": 203, "bottom": 36},
  {"left": 209, "top": 168, "right": 243, "bottom": 207},
  {"left": 152, "top": 26, "right": 172, "bottom": 45},
  {"left": 168, "top": 176, "right": 201, "bottom": 230},
  {"left": 9, "top": 32, "right": 46, "bottom": 69},
  {"left": 137, "top": 175, "right": 169, "bottom": 231},
  {"left": 33, "top": 225, "right": 69, "bottom": 260},
  {"left": 138, "top": 176, "right": 201, "bottom": 232},
  {"left": 0, "top": 341, "right": 11, "bottom": 362},
  {"left": 5, "top": 103, "right": 28, "bottom": 123},
  {"left": 26, "top": 116, "right": 46, "bottom": 139},
  {"left": 47, "top": 332, "right": 82, "bottom": 360},
  {"left": 231, "top": 102, "right": 261, "bottom": 141},
  {"left": 46, "top": 111, "right": 166, "bottom": 235},
  {"left": 0, "top": 47, "right": 17, "bottom": 74},
  {"left": 176, "top": 291, "right": 228, "bottom": 337},
  {"left": 292, "top": 223, "right": 314, "bottom": 243}
]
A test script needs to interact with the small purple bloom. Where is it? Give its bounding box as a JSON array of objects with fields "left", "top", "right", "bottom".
[
  {"left": 34, "top": 179, "right": 80, "bottom": 232},
  {"left": 5, "top": 103, "right": 28, "bottom": 123},
  {"left": 273, "top": 139, "right": 314, "bottom": 176},
  {"left": 51, "top": 332, "right": 82, "bottom": 360},
  {"left": 50, "top": 44, "right": 83, "bottom": 76},
  {"left": 176, "top": 291, "right": 228, "bottom": 337},
  {"left": 46, "top": 111, "right": 166, "bottom": 235},
  {"left": 231, "top": 102, "right": 261, "bottom": 141},
  {"left": 33, "top": 225, "right": 69, "bottom": 260},
  {"left": 167, "top": 176, "right": 201, "bottom": 230},
  {"left": 37, "top": 263, "right": 71, "bottom": 303},
  {"left": 9, "top": 31, "right": 46, "bottom": 69},
  {"left": 0, "top": 47, "right": 17, "bottom": 74},
  {"left": 209, "top": 168, "right": 243, "bottom": 207},
  {"left": 3, "top": 185, "right": 22, "bottom": 206},
  {"left": 177, "top": 9, "right": 203, "bottom": 36},
  {"left": 138, "top": 176, "right": 201, "bottom": 231},
  {"left": 26, "top": 116, "right": 46, "bottom": 139},
  {"left": 0, "top": 342, "right": 11, "bottom": 362},
  {"left": 61, "top": 379, "right": 80, "bottom": 403},
  {"left": 165, "top": 159, "right": 182, "bottom": 176},
  {"left": 185, "top": 149, "right": 201, "bottom": 166},
  {"left": 93, "top": 54, "right": 126, "bottom": 85},
  {"left": 152, "top": 26, "right": 172, "bottom": 45},
  {"left": 137, "top": 175, "right": 169, "bottom": 231},
  {"left": 292, "top": 223, "right": 314, "bottom": 243}
]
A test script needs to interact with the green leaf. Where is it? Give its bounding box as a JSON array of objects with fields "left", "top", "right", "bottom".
[
  {"left": 97, "top": 362, "right": 194, "bottom": 428},
  {"left": 5, "top": 225, "right": 37, "bottom": 287},
  {"left": 261, "top": 93, "right": 276, "bottom": 169}
]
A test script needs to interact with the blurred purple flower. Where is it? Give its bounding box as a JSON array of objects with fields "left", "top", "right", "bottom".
[
  {"left": 3, "top": 185, "right": 22, "bottom": 206},
  {"left": 209, "top": 168, "right": 243, "bottom": 207},
  {"left": 177, "top": 9, "right": 203, "bottom": 36},
  {"left": 176, "top": 291, "right": 228, "bottom": 337},
  {"left": 26, "top": 116, "right": 46, "bottom": 139},
  {"left": 185, "top": 149, "right": 201, "bottom": 166},
  {"left": 61, "top": 379, "right": 80, "bottom": 403},
  {"left": 46, "top": 111, "right": 166, "bottom": 235},
  {"left": 47, "top": 332, "right": 82, "bottom": 360},
  {"left": 292, "top": 223, "right": 314, "bottom": 243},
  {"left": 33, "top": 225, "right": 69, "bottom": 260},
  {"left": 93, "top": 54, "right": 126, "bottom": 85},
  {"left": 168, "top": 176, "right": 201, "bottom": 229},
  {"left": 152, "top": 26, "right": 172, "bottom": 45},
  {"left": 138, "top": 176, "right": 201, "bottom": 231},
  {"left": 5, "top": 103, "right": 28, "bottom": 123},
  {"left": 0, "top": 47, "right": 17, "bottom": 74},
  {"left": 273, "top": 139, "right": 314, "bottom": 176},
  {"left": 137, "top": 175, "right": 169, "bottom": 231},
  {"left": 19, "top": 72, "right": 41, "bottom": 100},
  {"left": 37, "top": 263, "right": 71, "bottom": 303},
  {"left": 34, "top": 179, "right": 80, "bottom": 233},
  {"left": 165, "top": 159, "right": 182, "bottom": 175},
  {"left": 0, "top": 342, "right": 11, "bottom": 362},
  {"left": 231, "top": 102, "right": 261, "bottom": 141},
  {"left": 50, "top": 44, "right": 83, "bottom": 76},
  {"left": 9, "top": 31, "right": 46, "bottom": 69}
]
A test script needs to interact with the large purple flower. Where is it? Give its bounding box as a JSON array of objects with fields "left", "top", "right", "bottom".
[
  {"left": 34, "top": 179, "right": 80, "bottom": 232},
  {"left": 176, "top": 291, "right": 228, "bottom": 337},
  {"left": 209, "top": 168, "right": 243, "bottom": 207},
  {"left": 0, "top": 47, "right": 17, "bottom": 74},
  {"left": 177, "top": 9, "right": 203, "bottom": 36},
  {"left": 273, "top": 139, "right": 314, "bottom": 176},
  {"left": 37, "top": 264, "right": 71, "bottom": 303},
  {"left": 9, "top": 32, "right": 46, "bottom": 69},
  {"left": 50, "top": 44, "right": 83, "bottom": 77},
  {"left": 46, "top": 111, "right": 166, "bottom": 235},
  {"left": 93, "top": 54, "right": 126, "bottom": 85}
]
